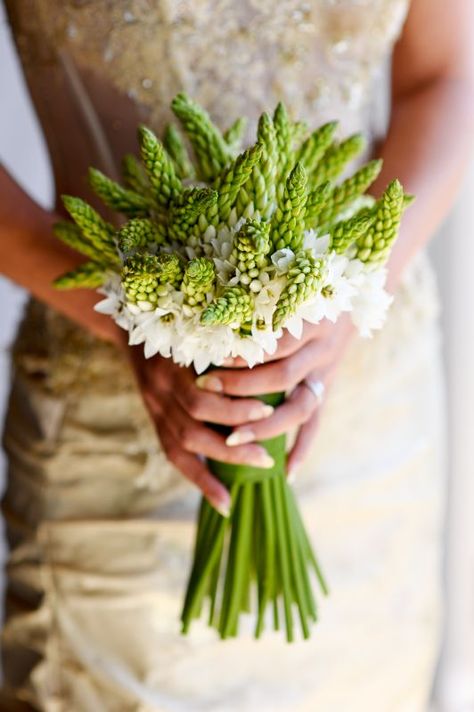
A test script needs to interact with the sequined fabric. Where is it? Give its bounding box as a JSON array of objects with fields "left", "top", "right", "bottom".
[{"left": 1, "top": 2, "right": 446, "bottom": 710}]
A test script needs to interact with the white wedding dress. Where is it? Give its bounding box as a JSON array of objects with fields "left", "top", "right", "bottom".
[{"left": 1, "top": 1, "right": 445, "bottom": 710}]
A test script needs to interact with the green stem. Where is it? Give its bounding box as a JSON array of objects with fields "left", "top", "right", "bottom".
[
  {"left": 181, "top": 387, "right": 327, "bottom": 641},
  {"left": 289, "top": 489, "right": 329, "bottom": 596},
  {"left": 224, "top": 482, "right": 253, "bottom": 637},
  {"left": 255, "top": 478, "right": 276, "bottom": 638},
  {"left": 271, "top": 474, "right": 294, "bottom": 643},
  {"left": 219, "top": 485, "right": 242, "bottom": 638},
  {"left": 280, "top": 477, "right": 310, "bottom": 639},
  {"left": 181, "top": 507, "right": 229, "bottom": 631}
]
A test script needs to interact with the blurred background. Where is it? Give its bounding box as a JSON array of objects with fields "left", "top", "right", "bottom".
[{"left": 1, "top": 5, "right": 473, "bottom": 710}]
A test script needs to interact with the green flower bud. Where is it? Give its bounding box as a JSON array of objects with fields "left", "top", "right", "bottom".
[
  {"left": 122, "top": 253, "right": 183, "bottom": 304},
  {"left": 168, "top": 187, "right": 218, "bottom": 243},
  {"left": 88, "top": 167, "right": 150, "bottom": 217},
  {"left": 201, "top": 286, "right": 253, "bottom": 327},
  {"left": 315, "top": 159, "right": 383, "bottom": 228},
  {"left": 223, "top": 116, "right": 247, "bottom": 154},
  {"left": 214, "top": 143, "right": 263, "bottom": 225},
  {"left": 329, "top": 214, "right": 375, "bottom": 254},
  {"left": 230, "top": 220, "right": 271, "bottom": 276},
  {"left": 171, "top": 92, "right": 230, "bottom": 180},
  {"left": 182, "top": 257, "right": 216, "bottom": 306},
  {"left": 138, "top": 125, "right": 182, "bottom": 208},
  {"left": 296, "top": 121, "right": 338, "bottom": 174},
  {"left": 291, "top": 120, "right": 309, "bottom": 148},
  {"left": 118, "top": 218, "right": 165, "bottom": 253},
  {"left": 153, "top": 252, "right": 184, "bottom": 287},
  {"left": 355, "top": 179, "right": 404, "bottom": 264},
  {"left": 273, "top": 102, "right": 293, "bottom": 180},
  {"left": 237, "top": 113, "right": 278, "bottom": 221},
  {"left": 310, "top": 134, "right": 366, "bottom": 189},
  {"left": 53, "top": 220, "right": 117, "bottom": 266},
  {"left": 270, "top": 163, "right": 308, "bottom": 252},
  {"left": 54, "top": 261, "right": 105, "bottom": 289},
  {"left": 163, "top": 124, "right": 195, "bottom": 180},
  {"left": 121, "top": 153, "right": 149, "bottom": 194},
  {"left": 62, "top": 195, "right": 117, "bottom": 262},
  {"left": 273, "top": 251, "right": 324, "bottom": 329},
  {"left": 304, "top": 181, "right": 332, "bottom": 229}
]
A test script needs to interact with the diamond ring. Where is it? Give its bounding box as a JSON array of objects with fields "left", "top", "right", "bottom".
[{"left": 302, "top": 378, "right": 325, "bottom": 405}]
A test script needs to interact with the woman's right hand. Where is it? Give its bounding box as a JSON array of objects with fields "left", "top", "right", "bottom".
[{"left": 128, "top": 347, "right": 275, "bottom": 516}]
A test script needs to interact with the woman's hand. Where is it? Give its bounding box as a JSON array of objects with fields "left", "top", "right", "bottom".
[
  {"left": 196, "top": 315, "right": 355, "bottom": 479},
  {"left": 128, "top": 348, "right": 277, "bottom": 516}
]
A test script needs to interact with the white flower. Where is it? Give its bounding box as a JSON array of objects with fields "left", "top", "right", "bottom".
[
  {"left": 173, "top": 318, "right": 237, "bottom": 373},
  {"left": 251, "top": 322, "right": 281, "bottom": 357},
  {"left": 94, "top": 278, "right": 135, "bottom": 331},
  {"left": 130, "top": 309, "right": 178, "bottom": 358},
  {"left": 305, "top": 253, "right": 356, "bottom": 324},
  {"left": 231, "top": 335, "right": 265, "bottom": 368},
  {"left": 303, "top": 230, "right": 330, "bottom": 256},
  {"left": 94, "top": 293, "right": 119, "bottom": 317},
  {"left": 285, "top": 253, "right": 354, "bottom": 330},
  {"left": 350, "top": 267, "right": 393, "bottom": 337},
  {"left": 271, "top": 248, "right": 295, "bottom": 273},
  {"left": 284, "top": 314, "right": 305, "bottom": 339}
]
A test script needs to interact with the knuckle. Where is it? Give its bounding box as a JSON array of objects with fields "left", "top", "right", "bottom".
[
  {"left": 301, "top": 391, "right": 317, "bottom": 417},
  {"left": 278, "top": 359, "right": 294, "bottom": 386},
  {"left": 185, "top": 393, "right": 204, "bottom": 419},
  {"left": 164, "top": 443, "right": 180, "bottom": 464},
  {"left": 180, "top": 426, "right": 197, "bottom": 450},
  {"left": 192, "top": 468, "right": 207, "bottom": 490},
  {"left": 225, "top": 373, "right": 241, "bottom": 393}
]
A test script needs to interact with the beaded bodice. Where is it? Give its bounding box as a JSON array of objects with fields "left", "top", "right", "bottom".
[
  {"left": 6, "top": 0, "right": 410, "bottom": 207},
  {"left": 6, "top": 0, "right": 430, "bottom": 399}
]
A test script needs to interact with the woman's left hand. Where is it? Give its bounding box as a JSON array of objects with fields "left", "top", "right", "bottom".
[{"left": 196, "top": 314, "right": 355, "bottom": 478}]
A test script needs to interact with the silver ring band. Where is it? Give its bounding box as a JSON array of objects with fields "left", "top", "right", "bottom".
[{"left": 302, "top": 378, "right": 325, "bottom": 405}]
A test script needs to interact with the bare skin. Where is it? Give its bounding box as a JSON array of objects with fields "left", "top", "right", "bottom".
[{"left": 1, "top": 0, "right": 474, "bottom": 514}]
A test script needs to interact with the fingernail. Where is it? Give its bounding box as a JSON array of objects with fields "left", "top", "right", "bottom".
[
  {"left": 212, "top": 500, "right": 231, "bottom": 518},
  {"left": 226, "top": 428, "right": 255, "bottom": 446},
  {"left": 248, "top": 404, "right": 274, "bottom": 421},
  {"left": 256, "top": 452, "right": 275, "bottom": 469},
  {"left": 196, "top": 375, "right": 223, "bottom": 392}
]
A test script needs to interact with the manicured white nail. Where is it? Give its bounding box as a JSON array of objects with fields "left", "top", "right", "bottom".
[
  {"left": 213, "top": 500, "right": 231, "bottom": 518},
  {"left": 257, "top": 453, "right": 275, "bottom": 469},
  {"left": 248, "top": 404, "right": 274, "bottom": 421},
  {"left": 196, "top": 375, "right": 223, "bottom": 392},
  {"left": 226, "top": 428, "right": 255, "bottom": 446}
]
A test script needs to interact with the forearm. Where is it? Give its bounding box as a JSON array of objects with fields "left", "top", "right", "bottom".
[
  {"left": 0, "top": 166, "right": 126, "bottom": 348},
  {"left": 372, "top": 76, "right": 474, "bottom": 292}
]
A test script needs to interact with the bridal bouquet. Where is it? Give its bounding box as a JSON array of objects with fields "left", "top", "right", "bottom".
[{"left": 53, "top": 94, "right": 411, "bottom": 641}]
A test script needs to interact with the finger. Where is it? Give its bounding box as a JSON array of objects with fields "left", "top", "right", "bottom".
[
  {"left": 175, "top": 386, "right": 275, "bottom": 425},
  {"left": 142, "top": 359, "right": 274, "bottom": 425},
  {"left": 160, "top": 400, "right": 275, "bottom": 469},
  {"left": 197, "top": 340, "right": 329, "bottom": 396},
  {"left": 225, "top": 383, "right": 318, "bottom": 444},
  {"left": 222, "top": 323, "right": 329, "bottom": 368},
  {"left": 159, "top": 428, "right": 231, "bottom": 516},
  {"left": 287, "top": 410, "right": 321, "bottom": 481}
]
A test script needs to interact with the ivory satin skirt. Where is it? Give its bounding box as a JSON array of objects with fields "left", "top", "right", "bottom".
[{"left": 0, "top": 253, "right": 445, "bottom": 712}]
